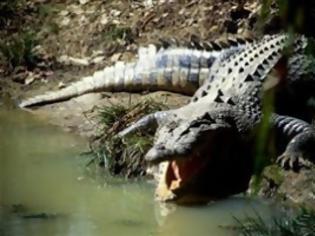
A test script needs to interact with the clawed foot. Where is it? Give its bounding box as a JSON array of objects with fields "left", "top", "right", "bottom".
[
  {"left": 276, "top": 152, "right": 313, "bottom": 171},
  {"left": 277, "top": 131, "right": 315, "bottom": 171}
]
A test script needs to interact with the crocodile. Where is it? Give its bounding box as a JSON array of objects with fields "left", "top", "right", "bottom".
[
  {"left": 19, "top": 37, "right": 254, "bottom": 107},
  {"left": 118, "top": 33, "right": 315, "bottom": 203},
  {"left": 20, "top": 33, "right": 315, "bottom": 204}
]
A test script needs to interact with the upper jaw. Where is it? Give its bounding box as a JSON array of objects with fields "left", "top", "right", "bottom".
[
  {"left": 146, "top": 132, "right": 224, "bottom": 203},
  {"left": 145, "top": 144, "right": 191, "bottom": 164},
  {"left": 153, "top": 157, "right": 213, "bottom": 203}
]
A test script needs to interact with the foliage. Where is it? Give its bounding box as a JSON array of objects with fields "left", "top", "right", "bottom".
[
  {"left": 261, "top": 0, "right": 315, "bottom": 36},
  {"left": 0, "top": 0, "right": 23, "bottom": 17},
  {"left": 37, "top": 3, "right": 61, "bottom": 35},
  {"left": 0, "top": 0, "right": 24, "bottom": 30},
  {"left": 0, "top": 30, "right": 38, "bottom": 71},
  {"left": 90, "top": 99, "right": 167, "bottom": 178},
  {"left": 235, "top": 208, "right": 315, "bottom": 236},
  {"left": 99, "top": 104, "right": 128, "bottom": 128},
  {"left": 103, "top": 23, "right": 134, "bottom": 43},
  {"left": 251, "top": 0, "right": 315, "bottom": 191}
]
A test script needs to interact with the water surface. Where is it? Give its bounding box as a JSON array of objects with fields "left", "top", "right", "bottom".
[{"left": 0, "top": 109, "right": 277, "bottom": 236}]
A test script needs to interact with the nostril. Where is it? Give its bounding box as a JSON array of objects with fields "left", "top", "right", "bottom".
[{"left": 157, "top": 144, "right": 166, "bottom": 150}]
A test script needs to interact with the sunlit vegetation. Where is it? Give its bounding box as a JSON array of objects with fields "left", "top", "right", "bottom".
[
  {"left": 89, "top": 99, "right": 167, "bottom": 178},
  {"left": 0, "top": 0, "right": 23, "bottom": 22},
  {"left": 102, "top": 23, "right": 134, "bottom": 43},
  {"left": 235, "top": 208, "right": 315, "bottom": 236},
  {"left": 0, "top": 31, "right": 38, "bottom": 71}
]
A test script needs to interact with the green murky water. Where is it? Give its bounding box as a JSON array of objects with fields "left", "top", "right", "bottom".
[{"left": 0, "top": 109, "right": 278, "bottom": 236}]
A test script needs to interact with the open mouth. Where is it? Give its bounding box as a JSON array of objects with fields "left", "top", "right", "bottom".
[
  {"left": 152, "top": 154, "right": 210, "bottom": 203},
  {"left": 148, "top": 131, "right": 252, "bottom": 204}
]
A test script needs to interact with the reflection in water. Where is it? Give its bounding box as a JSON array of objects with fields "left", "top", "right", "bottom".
[{"left": 0, "top": 109, "right": 277, "bottom": 236}]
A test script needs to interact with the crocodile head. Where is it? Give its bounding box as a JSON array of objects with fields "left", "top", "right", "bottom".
[{"left": 145, "top": 105, "right": 253, "bottom": 204}]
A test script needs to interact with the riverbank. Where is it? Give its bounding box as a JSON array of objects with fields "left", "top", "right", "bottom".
[{"left": 1, "top": 0, "right": 315, "bottom": 212}]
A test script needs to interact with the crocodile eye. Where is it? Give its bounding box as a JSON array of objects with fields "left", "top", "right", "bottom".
[
  {"left": 167, "top": 121, "right": 178, "bottom": 132},
  {"left": 190, "top": 119, "right": 212, "bottom": 128}
]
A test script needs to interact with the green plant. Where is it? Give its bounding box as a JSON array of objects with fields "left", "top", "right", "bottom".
[
  {"left": 0, "top": 0, "right": 24, "bottom": 28},
  {"left": 0, "top": 31, "right": 38, "bottom": 70},
  {"left": 99, "top": 103, "right": 128, "bottom": 128},
  {"left": 38, "top": 3, "right": 61, "bottom": 35},
  {"left": 235, "top": 208, "right": 315, "bottom": 236},
  {"left": 0, "top": 0, "right": 23, "bottom": 16},
  {"left": 103, "top": 23, "right": 133, "bottom": 43},
  {"left": 90, "top": 99, "right": 167, "bottom": 178}
]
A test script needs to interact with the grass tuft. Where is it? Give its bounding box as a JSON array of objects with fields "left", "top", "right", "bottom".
[
  {"left": 89, "top": 99, "right": 167, "bottom": 178},
  {"left": 103, "top": 23, "right": 134, "bottom": 43},
  {"left": 99, "top": 104, "right": 128, "bottom": 128},
  {"left": 235, "top": 208, "right": 315, "bottom": 236},
  {"left": 0, "top": 30, "right": 38, "bottom": 71},
  {"left": 0, "top": 0, "right": 23, "bottom": 22}
]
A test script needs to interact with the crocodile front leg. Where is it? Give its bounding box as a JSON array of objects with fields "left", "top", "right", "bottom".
[{"left": 271, "top": 113, "right": 315, "bottom": 170}]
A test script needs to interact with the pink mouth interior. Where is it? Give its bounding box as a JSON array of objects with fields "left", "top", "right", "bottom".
[{"left": 165, "top": 155, "right": 206, "bottom": 191}]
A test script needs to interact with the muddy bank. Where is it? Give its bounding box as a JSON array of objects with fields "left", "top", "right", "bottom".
[
  {"left": 256, "top": 165, "right": 315, "bottom": 211},
  {"left": 21, "top": 91, "right": 188, "bottom": 138}
]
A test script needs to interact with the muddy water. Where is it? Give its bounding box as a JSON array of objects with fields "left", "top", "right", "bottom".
[{"left": 0, "top": 109, "right": 278, "bottom": 236}]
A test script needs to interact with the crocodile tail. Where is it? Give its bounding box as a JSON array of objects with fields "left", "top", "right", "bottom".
[
  {"left": 19, "top": 38, "right": 252, "bottom": 108},
  {"left": 18, "top": 70, "right": 110, "bottom": 108},
  {"left": 18, "top": 45, "right": 204, "bottom": 107}
]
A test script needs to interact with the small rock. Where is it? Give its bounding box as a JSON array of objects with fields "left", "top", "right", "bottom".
[
  {"left": 91, "top": 50, "right": 104, "bottom": 57},
  {"left": 60, "top": 17, "right": 71, "bottom": 26},
  {"left": 79, "top": 0, "right": 89, "bottom": 5},
  {"left": 92, "top": 56, "right": 105, "bottom": 64},
  {"left": 12, "top": 72, "right": 27, "bottom": 84},
  {"left": 110, "top": 9, "right": 121, "bottom": 17},
  {"left": 79, "top": 15, "right": 88, "bottom": 24},
  {"left": 69, "top": 57, "right": 90, "bottom": 66},
  {"left": 72, "top": 6, "right": 84, "bottom": 15},
  {"left": 143, "top": 0, "right": 153, "bottom": 8},
  {"left": 100, "top": 15, "right": 109, "bottom": 25},
  {"left": 58, "top": 55, "right": 90, "bottom": 66},
  {"left": 59, "top": 10, "right": 69, "bottom": 16},
  {"left": 178, "top": 8, "right": 185, "bottom": 15},
  {"left": 110, "top": 53, "right": 122, "bottom": 63},
  {"left": 25, "top": 73, "right": 35, "bottom": 85},
  {"left": 112, "top": 19, "right": 120, "bottom": 25},
  {"left": 245, "top": 1, "right": 260, "bottom": 12},
  {"left": 58, "top": 82, "right": 66, "bottom": 89},
  {"left": 237, "top": 28, "right": 245, "bottom": 34}
]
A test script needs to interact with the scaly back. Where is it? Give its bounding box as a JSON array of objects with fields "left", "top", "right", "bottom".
[{"left": 191, "top": 34, "right": 307, "bottom": 104}]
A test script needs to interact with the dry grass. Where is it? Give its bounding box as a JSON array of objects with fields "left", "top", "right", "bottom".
[{"left": 88, "top": 99, "right": 167, "bottom": 178}]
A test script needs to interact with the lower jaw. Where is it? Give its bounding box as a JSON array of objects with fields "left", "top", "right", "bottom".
[
  {"left": 154, "top": 171, "right": 212, "bottom": 204},
  {"left": 154, "top": 184, "right": 217, "bottom": 204}
]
